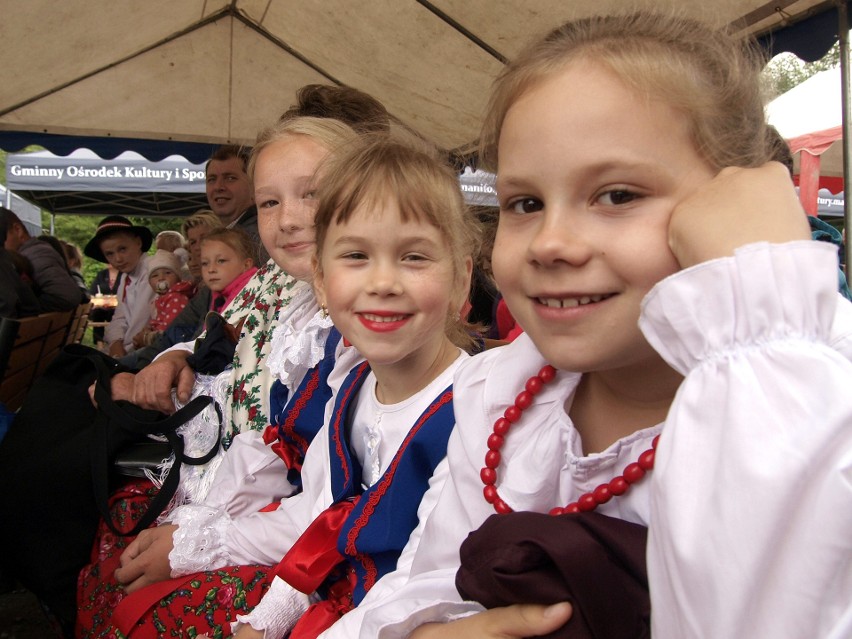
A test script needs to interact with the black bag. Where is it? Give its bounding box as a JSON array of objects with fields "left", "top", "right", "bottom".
[{"left": 0, "top": 344, "right": 219, "bottom": 630}]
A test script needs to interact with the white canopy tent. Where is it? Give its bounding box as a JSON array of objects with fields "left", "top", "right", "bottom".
[{"left": 0, "top": 0, "right": 839, "bottom": 154}]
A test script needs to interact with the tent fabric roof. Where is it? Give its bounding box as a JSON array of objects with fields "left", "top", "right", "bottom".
[{"left": 0, "top": 0, "right": 842, "bottom": 158}]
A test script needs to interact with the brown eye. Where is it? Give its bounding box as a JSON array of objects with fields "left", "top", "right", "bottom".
[
  {"left": 599, "top": 190, "right": 638, "bottom": 206},
  {"left": 507, "top": 198, "right": 543, "bottom": 214}
]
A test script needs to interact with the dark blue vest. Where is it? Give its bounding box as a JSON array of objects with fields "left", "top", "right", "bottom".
[
  {"left": 327, "top": 362, "right": 455, "bottom": 604},
  {"left": 267, "top": 328, "right": 342, "bottom": 488}
]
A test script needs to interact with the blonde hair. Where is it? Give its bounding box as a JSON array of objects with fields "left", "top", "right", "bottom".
[
  {"left": 480, "top": 11, "right": 772, "bottom": 173},
  {"left": 200, "top": 227, "right": 257, "bottom": 266},
  {"left": 315, "top": 134, "right": 481, "bottom": 350},
  {"left": 248, "top": 116, "right": 359, "bottom": 183},
  {"left": 181, "top": 209, "right": 223, "bottom": 237}
]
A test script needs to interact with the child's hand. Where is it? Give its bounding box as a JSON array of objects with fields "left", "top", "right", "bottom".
[
  {"left": 114, "top": 524, "right": 178, "bottom": 593},
  {"left": 669, "top": 162, "right": 811, "bottom": 269},
  {"left": 132, "top": 329, "right": 149, "bottom": 349},
  {"left": 231, "top": 626, "right": 266, "bottom": 639},
  {"left": 108, "top": 340, "right": 127, "bottom": 358},
  {"left": 408, "top": 603, "right": 572, "bottom": 638}
]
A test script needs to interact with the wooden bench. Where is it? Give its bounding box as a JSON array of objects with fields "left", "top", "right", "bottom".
[
  {"left": 65, "top": 301, "right": 92, "bottom": 345},
  {"left": 0, "top": 308, "right": 77, "bottom": 411}
]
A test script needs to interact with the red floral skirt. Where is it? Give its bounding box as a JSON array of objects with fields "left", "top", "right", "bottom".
[{"left": 76, "top": 479, "right": 271, "bottom": 639}]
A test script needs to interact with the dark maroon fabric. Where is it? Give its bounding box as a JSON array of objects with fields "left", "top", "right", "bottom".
[{"left": 456, "top": 512, "right": 650, "bottom": 639}]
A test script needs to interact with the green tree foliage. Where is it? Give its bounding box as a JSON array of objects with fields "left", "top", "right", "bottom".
[{"left": 762, "top": 43, "right": 841, "bottom": 98}]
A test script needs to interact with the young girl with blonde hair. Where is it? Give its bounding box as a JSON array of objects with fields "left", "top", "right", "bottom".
[
  {"left": 322, "top": 11, "right": 852, "bottom": 639},
  {"left": 228, "top": 134, "right": 480, "bottom": 639}
]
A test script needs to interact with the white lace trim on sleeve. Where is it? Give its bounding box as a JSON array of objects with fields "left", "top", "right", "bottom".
[
  {"left": 233, "top": 575, "right": 312, "bottom": 637},
  {"left": 167, "top": 504, "right": 233, "bottom": 576},
  {"left": 267, "top": 287, "right": 331, "bottom": 393}
]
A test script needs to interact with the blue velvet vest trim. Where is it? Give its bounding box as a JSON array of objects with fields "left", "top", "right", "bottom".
[
  {"left": 269, "top": 328, "right": 342, "bottom": 487},
  {"left": 327, "top": 363, "right": 455, "bottom": 604}
]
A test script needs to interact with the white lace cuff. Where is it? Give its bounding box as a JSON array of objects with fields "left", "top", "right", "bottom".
[
  {"left": 167, "top": 504, "right": 233, "bottom": 576},
  {"left": 267, "top": 287, "right": 331, "bottom": 392},
  {"left": 233, "top": 575, "right": 312, "bottom": 637}
]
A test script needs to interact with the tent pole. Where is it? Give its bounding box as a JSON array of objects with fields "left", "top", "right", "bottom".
[
  {"left": 50, "top": 213, "right": 55, "bottom": 235},
  {"left": 839, "top": 1, "right": 851, "bottom": 278}
]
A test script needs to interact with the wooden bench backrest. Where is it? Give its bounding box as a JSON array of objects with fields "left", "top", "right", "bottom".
[
  {"left": 0, "top": 307, "right": 78, "bottom": 411},
  {"left": 66, "top": 301, "right": 92, "bottom": 345}
]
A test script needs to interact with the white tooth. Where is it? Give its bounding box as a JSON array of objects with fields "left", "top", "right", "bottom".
[
  {"left": 579, "top": 296, "right": 591, "bottom": 305},
  {"left": 562, "top": 298, "right": 579, "bottom": 308},
  {"left": 589, "top": 294, "right": 602, "bottom": 303}
]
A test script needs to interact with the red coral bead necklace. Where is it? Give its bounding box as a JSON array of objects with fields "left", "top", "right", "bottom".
[{"left": 480, "top": 365, "right": 659, "bottom": 516}]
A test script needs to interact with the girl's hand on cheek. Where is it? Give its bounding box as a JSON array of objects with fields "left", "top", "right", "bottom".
[{"left": 668, "top": 162, "right": 811, "bottom": 269}]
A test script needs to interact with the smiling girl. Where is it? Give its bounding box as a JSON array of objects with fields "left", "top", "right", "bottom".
[
  {"left": 226, "top": 134, "right": 480, "bottom": 639},
  {"left": 327, "top": 11, "right": 852, "bottom": 639}
]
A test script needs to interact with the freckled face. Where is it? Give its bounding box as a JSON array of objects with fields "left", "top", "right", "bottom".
[{"left": 254, "top": 136, "right": 328, "bottom": 281}]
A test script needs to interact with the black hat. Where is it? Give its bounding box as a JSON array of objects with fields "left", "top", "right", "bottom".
[{"left": 84, "top": 216, "right": 153, "bottom": 263}]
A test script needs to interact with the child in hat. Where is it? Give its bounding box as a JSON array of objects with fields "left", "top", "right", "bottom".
[
  {"left": 84, "top": 215, "right": 154, "bottom": 357},
  {"left": 132, "top": 249, "right": 197, "bottom": 349}
]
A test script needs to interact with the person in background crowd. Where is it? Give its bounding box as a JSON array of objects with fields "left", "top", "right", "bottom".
[
  {"left": 183, "top": 210, "right": 223, "bottom": 283},
  {"left": 206, "top": 146, "right": 269, "bottom": 264},
  {"left": 60, "top": 240, "right": 90, "bottom": 301},
  {"left": 199, "top": 228, "right": 257, "bottom": 313},
  {"left": 84, "top": 216, "right": 154, "bottom": 358},
  {"left": 129, "top": 210, "right": 224, "bottom": 368},
  {"left": 89, "top": 263, "right": 121, "bottom": 348},
  {"left": 131, "top": 250, "right": 197, "bottom": 350},
  {"left": 154, "top": 230, "right": 191, "bottom": 280},
  {"left": 0, "top": 207, "right": 82, "bottom": 312},
  {"left": 0, "top": 209, "right": 39, "bottom": 319}
]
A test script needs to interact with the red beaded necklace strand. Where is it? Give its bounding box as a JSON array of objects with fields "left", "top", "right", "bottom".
[{"left": 480, "top": 365, "right": 659, "bottom": 516}]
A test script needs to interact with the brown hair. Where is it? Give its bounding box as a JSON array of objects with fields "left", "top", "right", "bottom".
[
  {"left": 200, "top": 227, "right": 257, "bottom": 265},
  {"left": 206, "top": 145, "right": 251, "bottom": 174},
  {"left": 314, "top": 134, "right": 481, "bottom": 350},
  {"left": 480, "top": 11, "right": 771, "bottom": 173},
  {"left": 60, "top": 240, "right": 83, "bottom": 270},
  {"left": 279, "top": 84, "right": 390, "bottom": 134}
]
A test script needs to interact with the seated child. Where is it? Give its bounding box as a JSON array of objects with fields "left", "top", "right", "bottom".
[
  {"left": 200, "top": 228, "right": 258, "bottom": 313},
  {"left": 83, "top": 215, "right": 154, "bottom": 357},
  {"left": 332, "top": 12, "right": 852, "bottom": 639},
  {"left": 132, "top": 249, "right": 197, "bottom": 349},
  {"left": 155, "top": 230, "right": 191, "bottom": 280},
  {"left": 99, "top": 134, "right": 480, "bottom": 639}
]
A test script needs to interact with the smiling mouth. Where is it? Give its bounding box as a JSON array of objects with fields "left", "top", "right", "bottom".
[
  {"left": 361, "top": 312, "right": 409, "bottom": 323},
  {"left": 536, "top": 293, "right": 614, "bottom": 308}
]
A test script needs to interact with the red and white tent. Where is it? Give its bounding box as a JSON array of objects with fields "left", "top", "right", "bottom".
[{"left": 766, "top": 67, "right": 843, "bottom": 215}]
